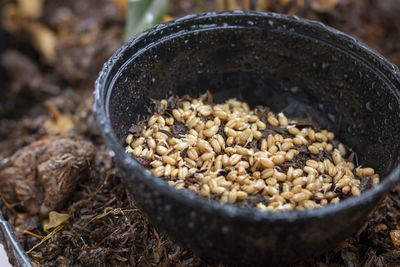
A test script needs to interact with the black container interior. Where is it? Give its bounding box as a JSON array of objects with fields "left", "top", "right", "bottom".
[{"left": 107, "top": 13, "right": 400, "bottom": 178}]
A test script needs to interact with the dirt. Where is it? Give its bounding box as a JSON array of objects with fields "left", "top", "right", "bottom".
[
  {"left": 0, "top": 0, "right": 399, "bottom": 266},
  {"left": 0, "top": 135, "right": 94, "bottom": 217}
]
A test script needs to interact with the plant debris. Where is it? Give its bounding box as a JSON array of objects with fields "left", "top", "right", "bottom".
[
  {"left": 0, "top": 135, "right": 95, "bottom": 217},
  {"left": 390, "top": 230, "right": 400, "bottom": 248},
  {"left": 42, "top": 211, "right": 71, "bottom": 233},
  {"left": 0, "top": 0, "right": 399, "bottom": 266}
]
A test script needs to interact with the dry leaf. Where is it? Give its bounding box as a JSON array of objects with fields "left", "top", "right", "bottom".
[
  {"left": 2, "top": 4, "right": 21, "bottom": 34},
  {"left": 24, "top": 22, "right": 57, "bottom": 62},
  {"left": 2, "top": 1, "right": 56, "bottom": 61},
  {"left": 44, "top": 104, "right": 74, "bottom": 134},
  {"left": 162, "top": 15, "right": 174, "bottom": 23},
  {"left": 243, "top": 0, "right": 250, "bottom": 10},
  {"left": 17, "top": 0, "right": 43, "bottom": 19},
  {"left": 216, "top": 0, "right": 226, "bottom": 11},
  {"left": 255, "top": 0, "right": 269, "bottom": 11},
  {"left": 111, "top": 0, "right": 128, "bottom": 12},
  {"left": 44, "top": 115, "right": 74, "bottom": 134},
  {"left": 216, "top": 0, "right": 242, "bottom": 11},
  {"left": 228, "top": 0, "right": 242, "bottom": 10},
  {"left": 390, "top": 230, "right": 400, "bottom": 248},
  {"left": 280, "top": 0, "right": 292, "bottom": 7},
  {"left": 310, "top": 0, "right": 339, "bottom": 13},
  {"left": 43, "top": 211, "right": 70, "bottom": 233}
]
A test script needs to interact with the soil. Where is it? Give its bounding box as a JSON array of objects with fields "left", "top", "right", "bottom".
[{"left": 0, "top": 0, "right": 399, "bottom": 266}]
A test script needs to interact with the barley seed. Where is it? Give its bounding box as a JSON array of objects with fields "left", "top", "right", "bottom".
[{"left": 125, "top": 94, "right": 380, "bottom": 212}]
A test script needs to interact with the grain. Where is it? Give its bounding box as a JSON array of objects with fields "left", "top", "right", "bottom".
[{"left": 125, "top": 94, "right": 380, "bottom": 212}]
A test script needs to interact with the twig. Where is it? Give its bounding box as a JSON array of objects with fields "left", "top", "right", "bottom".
[
  {"left": 26, "top": 225, "right": 64, "bottom": 254},
  {"left": 23, "top": 230, "right": 44, "bottom": 239},
  {"left": 0, "top": 195, "right": 18, "bottom": 215},
  {"left": 86, "top": 208, "right": 139, "bottom": 225}
]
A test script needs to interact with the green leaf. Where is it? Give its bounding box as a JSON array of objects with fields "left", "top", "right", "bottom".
[{"left": 125, "top": 0, "right": 168, "bottom": 41}]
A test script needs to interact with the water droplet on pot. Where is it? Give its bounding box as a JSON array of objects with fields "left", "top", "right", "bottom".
[
  {"left": 328, "top": 113, "right": 335, "bottom": 122},
  {"left": 248, "top": 20, "right": 254, "bottom": 25},
  {"left": 365, "top": 102, "right": 373, "bottom": 112},
  {"left": 322, "top": 62, "right": 329, "bottom": 69}
]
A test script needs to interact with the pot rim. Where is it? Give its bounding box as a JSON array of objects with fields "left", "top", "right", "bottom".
[{"left": 94, "top": 11, "right": 400, "bottom": 221}]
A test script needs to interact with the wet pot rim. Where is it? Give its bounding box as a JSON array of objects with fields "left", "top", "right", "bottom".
[{"left": 94, "top": 11, "right": 400, "bottom": 222}]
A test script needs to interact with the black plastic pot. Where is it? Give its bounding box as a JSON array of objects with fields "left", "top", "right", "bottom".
[
  {"left": 94, "top": 12, "right": 400, "bottom": 266},
  {"left": 0, "top": 212, "right": 31, "bottom": 267}
]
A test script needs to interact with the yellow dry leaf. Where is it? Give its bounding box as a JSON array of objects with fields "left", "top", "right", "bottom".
[
  {"left": 44, "top": 104, "right": 74, "bottom": 134},
  {"left": 216, "top": 0, "right": 226, "bottom": 11},
  {"left": 255, "top": 0, "right": 268, "bottom": 11},
  {"left": 44, "top": 115, "right": 74, "bottom": 134},
  {"left": 17, "top": 0, "right": 43, "bottom": 19},
  {"left": 310, "top": 0, "right": 339, "bottom": 13},
  {"left": 228, "top": 0, "right": 242, "bottom": 10},
  {"left": 162, "top": 15, "right": 174, "bottom": 23},
  {"left": 24, "top": 22, "right": 57, "bottom": 62},
  {"left": 390, "top": 230, "right": 400, "bottom": 248},
  {"left": 280, "top": 0, "right": 291, "bottom": 7},
  {"left": 111, "top": 0, "right": 128, "bottom": 12},
  {"left": 43, "top": 211, "right": 70, "bottom": 233},
  {"left": 2, "top": 4, "right": 22, "bottom": 34},
  {"left": 2, "top": 1, "right": 55, "bottom": 62},
  {"left": 243, "top": 0, "right": 250, "bottom": 10},
  {"left": 216, "top": 0, "right": 245, "bottom": 11}
]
